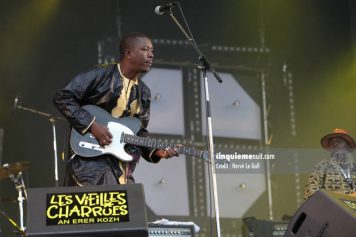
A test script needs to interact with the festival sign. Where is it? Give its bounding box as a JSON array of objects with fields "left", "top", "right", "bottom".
[{"left": 46, "top": 190, "right": 130, "bottom": 225}]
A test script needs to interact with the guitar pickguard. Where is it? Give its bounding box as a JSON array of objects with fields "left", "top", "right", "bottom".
[{"left": 70, "top": 105, "right": 141, "bottom": 161}]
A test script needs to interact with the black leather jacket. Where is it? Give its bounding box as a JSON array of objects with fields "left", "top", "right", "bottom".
[{"left": 53, "top": 64, "right": 159, "bottom": 162}]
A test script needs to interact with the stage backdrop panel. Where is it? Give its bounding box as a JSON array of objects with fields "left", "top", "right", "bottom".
[
  {"left": 201, "top": 72, "right": 262, "bottom": 140},
  {"left": 134, "top": 156, "right": 190, "bottom": 216},
  {"left": 206, "top": 172, "right": 266, "bottom": 218},
  {"left": 142, "top": 68, "right": 184, "bottom": 136}
]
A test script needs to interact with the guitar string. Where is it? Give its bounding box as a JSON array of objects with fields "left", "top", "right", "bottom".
[{"left": 124, "top": 133, "right": 202, "bottom": 157}]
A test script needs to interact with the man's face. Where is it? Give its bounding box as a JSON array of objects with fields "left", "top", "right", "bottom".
[
  {"left": 329, "top": 137, "right": 350, "bottom": 151},
  {"left": 127, "top": 37, "right": 154, "bottom": 73}
]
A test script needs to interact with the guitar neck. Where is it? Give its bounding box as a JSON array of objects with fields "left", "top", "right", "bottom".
[{"left": 121, "top": 133, "right": 206, "bottom": 159}]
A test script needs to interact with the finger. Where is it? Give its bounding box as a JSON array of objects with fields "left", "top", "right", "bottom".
[
  {"left": 101, "top": 133, "right": 112, "bottom": 143},
  {"left": 170, "top": 150, "right": 178, "bottom": 157},
  {"left": 107, "top": 130, "right": 113, "bottom": 139},
  {"left": 164, "top": 148, "right": 172, "bottom": 158},
  {"left": 160, "top": 150, "right": 168, "bottom": 159},
  {"left": 172, "top": 147, "right": 179, "bottom": 156},
  {"left": 170, "top": 147, "right": 178, "bottom": 153},
  {"left": 100, "top": 137, "right": 109, "bottom": 146},
  {"left": 165, "top": 148, "right": 177, "bottom": 158},
  {"left": 105, "top": 136, "right": 112, "bottom": 143}
]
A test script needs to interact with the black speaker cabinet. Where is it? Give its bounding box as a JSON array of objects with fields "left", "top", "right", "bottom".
[
  {"left": 26, "top": 184, "right": 148, "bottom": 237},
  {"left": 284, "top": 190, "right": 356, "bottom": 237}
]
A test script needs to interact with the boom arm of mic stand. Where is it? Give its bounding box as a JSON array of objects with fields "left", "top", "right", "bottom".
[
  {"left": 14, "top": 104, "right": 65, "bottom": 186},
  {"left": 15, "top": 104, "right": 66, "bottom": 121}
]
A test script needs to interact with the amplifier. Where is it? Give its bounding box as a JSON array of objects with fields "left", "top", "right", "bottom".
[
  {"left": 148, "top": 225, "right": 194, "bottom": 237},
  {"left": 242, "top": 217, "right": 289, "bottom": 237},
  {"left": 26, "top": 184, "right": 148, "bottom": 237}
]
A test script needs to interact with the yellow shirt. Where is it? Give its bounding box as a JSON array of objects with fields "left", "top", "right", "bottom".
[
  {"left": 111, "top": 64, "right": 141, "bottom": 184},
  {"left": 111, "top": 64, "right": 140, "bottom": 118}
]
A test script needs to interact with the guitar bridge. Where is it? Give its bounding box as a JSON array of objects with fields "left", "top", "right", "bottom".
[{"left": 79, "top": 141, "right": 103, "bottom": 151}]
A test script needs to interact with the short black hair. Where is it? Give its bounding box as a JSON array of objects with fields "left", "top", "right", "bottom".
[{"left": 119, "top": 32, "right": 150, "bottom": 58}]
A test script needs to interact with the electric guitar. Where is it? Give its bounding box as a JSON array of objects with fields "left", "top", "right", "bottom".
[{"left": 70, "top": 105, "right": 208, "bottom": 162}]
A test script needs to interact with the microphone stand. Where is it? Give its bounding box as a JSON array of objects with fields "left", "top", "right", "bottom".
[
  {"left": 2, "top": 163, "right": 27, "bottom": 234},
  {"left": 8, "top": 171, "right": 26, "bottom": 232},
  {"left": 165, "top": 6, "right": 223, "bottom": 237},
  {"left": 14, "top": 100, "right": 65, "bottom": 187}
]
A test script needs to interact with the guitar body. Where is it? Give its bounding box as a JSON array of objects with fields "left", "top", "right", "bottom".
[
  {"left": 70, "top": 105, "right": 208, "bottom": 162},
  {"left": 70, "top": 105, "right": 141, "bottom": 162}
]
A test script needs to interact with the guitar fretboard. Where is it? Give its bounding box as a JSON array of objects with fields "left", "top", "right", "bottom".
[{"left": 121, "top": 133, "right": 206, "bottom": 159}]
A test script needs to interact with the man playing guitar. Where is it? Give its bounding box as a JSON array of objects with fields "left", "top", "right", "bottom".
[{"left": 53, "top": 33, "right": 179, "bottom": 186}]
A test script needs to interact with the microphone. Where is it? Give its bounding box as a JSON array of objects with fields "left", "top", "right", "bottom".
[{"left": 154, "top": 2, "right": 176, "bottom": 15}]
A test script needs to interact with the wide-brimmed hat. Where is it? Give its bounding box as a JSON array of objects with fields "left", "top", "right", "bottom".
[{"left": 321, "top": 128, "right": 356, "bottom": 151}]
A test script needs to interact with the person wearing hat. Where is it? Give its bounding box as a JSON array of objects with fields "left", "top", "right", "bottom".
[{"left": 304, "top": 128, "right": 356, "bottom": 200}]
